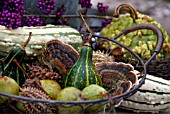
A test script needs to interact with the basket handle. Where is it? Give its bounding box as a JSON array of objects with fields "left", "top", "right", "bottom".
[{"left": 113, "top": 4, "right": 138, "bottom": 20}]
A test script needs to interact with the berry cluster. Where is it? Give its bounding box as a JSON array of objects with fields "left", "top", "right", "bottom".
[
  {"left": 55, "top": 5, "right": 67, "bottom": 26},
  {"left": 55, "top": 5, "right": 66, "bottom": 17},
  {"left": 3, "top": 0, "right": 25, "bottom": 15},
  {"left": 37, "top": 0, "right": 56, "bottom": 14},
  {"left": 0, "top": 10, "right": 22, "bottom": 29},
  {"left": 57, "top": 18, "right": 68, "bottom": 26},
  {"left": 0, "top": 0, "right": 24, "bottom": 29},
  {"left": 97, "top": 3, "right": 109, "bottom": 13},
  {"left": 102, "top": 18, "right": 112, "bottom": 27},
  {"left": 78, "top": 0, "right": 92, "bottom": 8},
  {"left": 24, "top": 16, "right": 43, "bottom": 27}
]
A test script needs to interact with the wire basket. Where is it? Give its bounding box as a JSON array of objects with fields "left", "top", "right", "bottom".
[{"left": 0, "top": 21, "right": 164, "bottom": 113}]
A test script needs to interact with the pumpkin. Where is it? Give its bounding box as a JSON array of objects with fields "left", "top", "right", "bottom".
[{"left": 100, "top": 4, "right": 170, "bottom": 60}]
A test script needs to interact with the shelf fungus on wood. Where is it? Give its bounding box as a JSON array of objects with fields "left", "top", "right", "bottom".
[
  {"left": 95, "top": 62, "right": 138, "bottom": 106},
  {"left": 42, "top": 39, "right": 79, "bottom": 76}
]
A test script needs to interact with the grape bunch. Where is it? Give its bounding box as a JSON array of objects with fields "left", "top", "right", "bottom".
[
  {"left": 97, "top": 3, "right": 108, "bottom": 13},
  {"left": 0, "top": 0, "right": 25, "bottom": 29},
  {"left": 24, "top": 16, "right": 43, "bottom": 27},
  {"left": 102, "top": 18, "right": 112, "bottom": 27},
  {"left": 0, "top": 10, "right": 22, "bottom": 29},
  {"left": 55, "top": 5, "right": 66, "bottom": 17},
  {"left": 55, "top": 5, "right": 67, "bottom": 26},
  {"left": 37, "top": 0, "right": 56, "bottom": 14},
  {"left": 57, "top": 18, "right": 68, "bottom": 26},
  {"left": 78, "top": 0, "right": 92, "bottom": 8},
  {"left": 3, "top": 0, "right": 25, "bottom": 15}
]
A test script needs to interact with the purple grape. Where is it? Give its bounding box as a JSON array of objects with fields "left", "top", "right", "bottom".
[
  {"left": 57, "top": 18, "right": 68, "bottom": 26},
  {"left": 24, "top": 16, "right": 44, "bottom": 27},
  {"left": 54, "top": 5, "right": 67, "bottom": 26},
  {"left": 97, "top": 3, "right": 108, "bottom": 13},
  {"left": 78, "top": 0, "right": 92, "bottom": 8},
  {"left": 37, "top": 0, "right": 56, "bottom": 14},
  {"left": 0, "top": 9, "right": 22, "bottom": 29},
  {"left": 0, "top": 0, "right": 24, "bottom": 29},
  {"left": 102, "top": 18, "right": 112, "bottom": 27},
  {"left": 55, "top": 5, "right": 66, "bottom": 17},
  {"left": 3, "top": 0, "right": 25, "bottom": 15}
]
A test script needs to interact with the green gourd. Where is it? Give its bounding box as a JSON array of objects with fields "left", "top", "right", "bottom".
[
  {"left": 63, "top": 42, "right": 103, "bottom": 90},
  {"left": 0, "top": 32, "right": 32, "bottom": 86}
]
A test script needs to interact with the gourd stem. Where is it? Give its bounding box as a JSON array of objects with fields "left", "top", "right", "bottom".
[
  {"left": 78, "top": 10, "right": 92, "bottom": 43},
  {"left": 0, "top": 60, "right": 5, "bottom": 78},
  {"left": 21, "top": 32, "right": 32, "bottom": 50},
  {"left": 13, "top": 59, "right": 30, "bottom": 79},
  {"left": 114, "top": 4, "right": 138, "bottom": 20}
]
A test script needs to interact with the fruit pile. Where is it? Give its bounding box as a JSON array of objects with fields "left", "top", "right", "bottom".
[{"left": 100, "top": 4, "right": 170, "bottom": 60}]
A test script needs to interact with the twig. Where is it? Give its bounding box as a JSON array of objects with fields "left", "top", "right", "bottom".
[
  {"left": 21, "top": 32, "right": 32, "bottom": 49},
  {"left": 23, "top": 14, "right": 113, "bottom": 19},
  {"left": 78, "top": 10, "right": 93, "bottom": 40},
  {"left": 13, "top": 59, "right": 30, "bottom": 79}
]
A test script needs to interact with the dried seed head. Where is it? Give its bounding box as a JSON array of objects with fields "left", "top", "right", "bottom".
[
  {"left": 26, "top": 61, "right": 62, "bottom": 83},
  {"left": 92, "top": 50, "right": 114, "bottom": 64},
  {"left": 19, "top": 87, "right": 57, "bottom": 114}
]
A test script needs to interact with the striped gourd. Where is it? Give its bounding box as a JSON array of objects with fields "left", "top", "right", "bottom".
[
  {"left": 119, "top": 74, "right": 170, "bottom": 113},
  {"left": 0, "top": 24, "right": 82, "bottom": 58},
  {"left": 0, "top": 33, "right": 31, "bottom": 86},
  {"left": 63, "top": 44, "right": 103, "bottom": 90}
]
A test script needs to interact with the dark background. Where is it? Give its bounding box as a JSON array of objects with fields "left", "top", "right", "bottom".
[{"left": 23, "top": 0, "right": 170, "bottom": 35}]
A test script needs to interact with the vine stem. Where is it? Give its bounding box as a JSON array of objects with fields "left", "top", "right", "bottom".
[
  {"left": 13, "top": 59, "right": 30, "bottom": 79},
  {"left": 78, "top": 10, "right": 93, "bottom": 43},
  {"left": 21, "top": 32, "right": 32, "bottom": 50},
  {"left": 23, "top": 14, "right": 113, "bottom": 19},
  {"left": 114, "top": 4, "right": 138, "bottom": 20}
]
